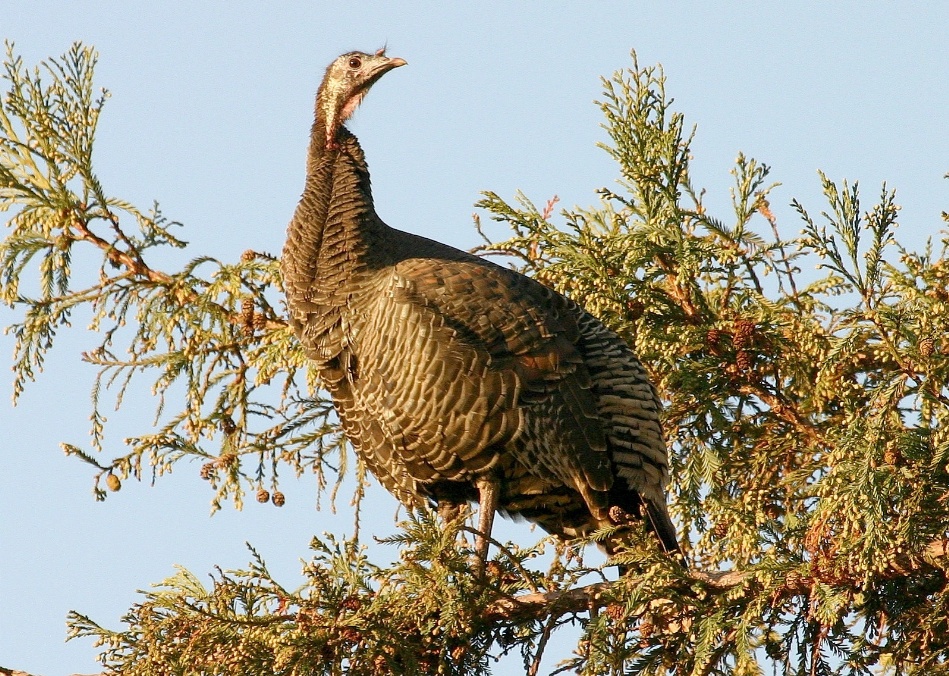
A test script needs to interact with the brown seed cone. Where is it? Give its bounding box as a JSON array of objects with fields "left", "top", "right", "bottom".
[
  {"left": 220, "top": 416, "right": 237, "bottom": 435},
  {"left": 340, "top": 596, "right": 362, "bottom": 612},
  {"left": 883, "top": 445, "right": 902, "bottom": 466},
  {"left": 733, "top": 320, "right": 755, "bottom": 346},
  {"left": 240, "top": 298, "right": 255, "bottom": 336},
  {"left": 736, "top": 350, "right": 753, "bottom": 373},
  {"left": 626, "top": 299, "right": 645, "bottom": 319}
]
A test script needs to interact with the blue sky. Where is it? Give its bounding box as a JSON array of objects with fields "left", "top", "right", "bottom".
[{"left": 2, "top": 3, "right": 948, "bottom": 674}]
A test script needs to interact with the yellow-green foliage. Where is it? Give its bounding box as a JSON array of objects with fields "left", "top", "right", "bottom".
[
  {"left": 4, "top": 45, "right": 948, "bottom": 675},
  {"left": 0, "top": 42, "right": 344, "bottom": 509}
]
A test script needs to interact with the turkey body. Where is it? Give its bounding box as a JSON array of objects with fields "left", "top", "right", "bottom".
[{"left": 282, "top": 51, "right": 680, "bottom": 558}]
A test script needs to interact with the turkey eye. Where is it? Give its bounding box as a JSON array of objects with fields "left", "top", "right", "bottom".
[{"left": 348, "top": 56, "right": 361, "bottom": 69}]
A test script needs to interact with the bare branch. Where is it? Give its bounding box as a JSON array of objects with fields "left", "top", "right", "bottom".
[{"left": 67, "top": 211, "right": 172, "bottom": 285}]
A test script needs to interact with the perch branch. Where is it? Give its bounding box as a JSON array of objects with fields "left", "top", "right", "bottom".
[{"left": 485, "top": 537, "right": 949, "bottom": 623}]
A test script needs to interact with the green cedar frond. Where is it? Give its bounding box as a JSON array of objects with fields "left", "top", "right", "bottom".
[{"left": 3, "top": 44, "right": 949, "bottom": 674}]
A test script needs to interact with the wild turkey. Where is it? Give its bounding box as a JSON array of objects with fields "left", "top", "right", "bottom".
[{"left": 281, "top": 49, "right": 682, "bottom": 568}]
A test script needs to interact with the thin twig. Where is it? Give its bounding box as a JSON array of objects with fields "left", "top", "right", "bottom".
[
  {"left": 527, "top": 612, "right": 558, "bottom": 676},
  {"left": 68, "top": 212, "right": 171, "bottom": 285}
]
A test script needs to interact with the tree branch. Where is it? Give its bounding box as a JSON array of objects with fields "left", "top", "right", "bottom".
[
  {"left": 67, "top": 211, "right": 172, "bottom": 285},
  {"left": 485, "top": 537, "right": 949, "bottom": 623}
]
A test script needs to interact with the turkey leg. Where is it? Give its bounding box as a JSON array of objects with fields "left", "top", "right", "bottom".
[{"left": 473, "top": 476, "right": 498, "bottom": 576}]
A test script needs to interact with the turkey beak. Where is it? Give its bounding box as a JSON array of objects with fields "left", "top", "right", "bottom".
[{"left": 365, "top": 56, "right": 406, "bottom": 85}]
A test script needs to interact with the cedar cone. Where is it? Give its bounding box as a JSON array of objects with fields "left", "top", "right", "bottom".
[
  {"left": 240, "top": 298, "right": 255, "bottom": 336},
  {"left": 733, "top": 319, "right": 755, "bottom": 348},
  {"left": 221, "top": 416, "right": 237, "bottom": 435}
]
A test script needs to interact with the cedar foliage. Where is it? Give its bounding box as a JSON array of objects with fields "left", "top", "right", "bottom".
[{"left": 3, "top": 43, "right": 949, "bottom": 675}]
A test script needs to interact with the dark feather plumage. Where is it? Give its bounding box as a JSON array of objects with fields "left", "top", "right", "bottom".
[{"left": 282, "top": 51, "right": 682, "bottom": 564}]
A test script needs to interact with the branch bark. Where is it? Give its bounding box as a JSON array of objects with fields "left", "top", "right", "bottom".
[
  {"left": 485, "top": 537, "right": 949, "bottom": 623},
  {"left": 68, "top": 212, "right": 173, "bottom": 285},
  {"left": 483, "top": 568, "right": 748, "bottom": 623}
]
